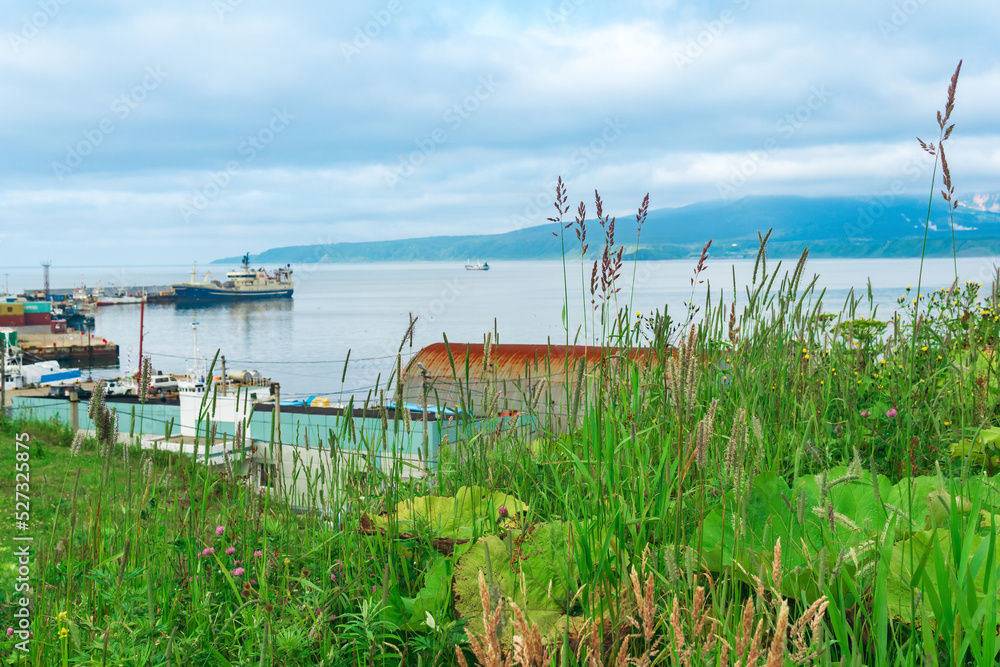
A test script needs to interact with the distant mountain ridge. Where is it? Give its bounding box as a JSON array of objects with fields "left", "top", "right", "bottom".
[{"left": 214, "top": 195, "right": 1000, "bottom": 265}]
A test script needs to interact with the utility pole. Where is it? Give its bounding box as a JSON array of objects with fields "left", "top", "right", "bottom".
[
  {"left": 1, "top": 336, "right": 6, "bottom": 417},
  {"left": 191, "top": 321, "right": 199, "bottom": 369},
  {"left": 69, "top": 390, "right": 79, "bottom": 432},
  {"left": 87, "top": 318, "right": 93, "bottom": 381},
  {"left": 417, "top": 362, "right": 429, "bottom": 471},
  {"left": 137, "top": 300, "right": 145, "bottom": 380},
  {"left": 271, "top": 382, "right": 281, "bottom": 446}
]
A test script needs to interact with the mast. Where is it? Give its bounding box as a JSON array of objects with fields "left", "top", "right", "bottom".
[
  {"left": 137, "top": 299, "right": 145, "bottom": 380},
  {"left": 192, "top": 320, "right": 199, "bottom": 371}
]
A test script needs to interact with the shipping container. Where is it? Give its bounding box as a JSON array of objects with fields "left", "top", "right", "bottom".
[
  {"left": 0, "top": 315, "right": 24, "bottom": 327},
  {"left": 24, "top": 302, "right": 51, "bottom": 313},
  {"left": 50, "top": 319, "right": 67, "bottom": 334},
  {"left": 24, "top": 312, "right": 52, "bottom": 326},
  {"left": 0, "top": 330, "right": 17, "bottom": 347},
  {"left": 1, "top": 303, "right": 24, "bottom": 316}
]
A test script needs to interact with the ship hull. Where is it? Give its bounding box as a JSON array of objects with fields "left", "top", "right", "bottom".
[{"left": 171, "top": 285, "right": 294, "bottom": 302}]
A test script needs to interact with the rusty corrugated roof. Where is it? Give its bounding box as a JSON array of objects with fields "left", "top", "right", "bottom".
[{"left": 402, "top": 342, "right": 656, "bottom": 385}]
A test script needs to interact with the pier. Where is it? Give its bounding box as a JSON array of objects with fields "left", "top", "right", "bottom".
[{"left": 17, "top": 331, "right": 118, "bottom": 366}]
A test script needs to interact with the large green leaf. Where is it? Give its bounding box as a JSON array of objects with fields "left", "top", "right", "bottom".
[
  {"left": 884, "top": 475, "right": 1000, "bottom": 532},
  {"left": 701, "top": 468, "right": 1000, "bottom": 626},
  {"left": 701, "top": 472, "right": 805, "bottom": 578},
  {"left": 701, "top": 469, "right": 890, "bottom": 599},
  {"left": 452, "top": 523, "right": 590, "bottom": 644},
  {"left": 884, "top": 528, "right": 947, "bottom": 624},
  {"left": 379, "top": 486, "right": 530, "bottom": 539},
  {"left": 404, "top": 555, "right": 454, "bottom": 631},
  {"left": 884, "top": 526, "right": 1000, "bottom": 625},
  {"left": 951, "top": 427, "right": 1000, "bottom": 468}
]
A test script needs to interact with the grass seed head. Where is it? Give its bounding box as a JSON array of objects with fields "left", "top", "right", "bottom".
[
  {"left": 694, "top": 398, "right": 718, "bottom": 468},
  {"left": 70, "top": 431, "right": 85, "bottom": 456},
  {"left": 764, "top": 601, "right": 789, "bottom": 667},
  {"left": 771, "top": 538, "right": 783, "bottom": 594},
  {"left": 615, "top": 636, "right": 630, "bottom": 667},
  {"left": 139, "top": 356, "right": 151, "bottom": 404}
]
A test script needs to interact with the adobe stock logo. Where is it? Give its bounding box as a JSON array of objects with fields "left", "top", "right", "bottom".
[
  {"left": 178, "top": 108, "right": 295, "bottom": 222},
  {"left": 7, "top": 0, "right": 72, "bottom": 53},
  {"left": 340, "top": 0, "right": 405, "bottom": 62},
  {"left": 382, "top": 76, "right": 501, "bottom": 191},
  {"left": 672, "top": 0, "right": 751, "bottom": 71},
  {"left": 51, "top": 66, "right": 169, "bottom": 180},
  {"left": 716, "top": 85, "right": 833, "bottom": 198}
]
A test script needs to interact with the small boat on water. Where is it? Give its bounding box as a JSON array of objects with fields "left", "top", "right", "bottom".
[
  {"left": 465, "top": 259, "right": 490, "bottom": 271},
  {"left": 92, "top": 285, "right": 146, "bottom": 306},
  {"left": 171, "top": 254, "right": 293, "bottom": 302}
]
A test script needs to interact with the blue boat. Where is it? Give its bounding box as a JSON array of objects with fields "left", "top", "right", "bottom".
[{"left": 172, "top": 254, "right": 293, "bottom": 302}]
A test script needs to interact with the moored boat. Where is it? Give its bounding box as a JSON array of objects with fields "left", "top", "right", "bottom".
[
  {"left": 1, "top": 333, "right": 82, "bottom": 388},
  {"left": 146, "top": 289, "right": 177, "bottom": 304},
  {"left": 93, "top": 285, "right": 146, "bottom": 306},
  {"left": 171, "top": 255, "right": 293, "bottom": 302}
]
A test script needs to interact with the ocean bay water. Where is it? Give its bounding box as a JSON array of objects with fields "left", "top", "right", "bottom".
[{"left": 2, "top": 257, "right": 995, "bottom": 398}]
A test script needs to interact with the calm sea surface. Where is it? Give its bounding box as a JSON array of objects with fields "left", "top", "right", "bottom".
[{"left": 2, "top": 257, "right": 995, "bottom": 398}]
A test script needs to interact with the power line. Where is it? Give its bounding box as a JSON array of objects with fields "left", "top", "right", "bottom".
[{"left": 143, "top": 351, "right": 405, "bottom": 365}]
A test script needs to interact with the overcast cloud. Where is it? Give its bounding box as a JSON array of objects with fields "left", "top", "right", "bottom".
[{"left": 1, "top": 0, "right": 997, "bottom": 265}]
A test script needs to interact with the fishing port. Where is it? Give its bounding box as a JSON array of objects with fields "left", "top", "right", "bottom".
[
  {"left": 1, "top": 299, "right": 118, "bottom": 367},
  {"left": 0, "top": 258, "right": 301, "bottom": 410}
]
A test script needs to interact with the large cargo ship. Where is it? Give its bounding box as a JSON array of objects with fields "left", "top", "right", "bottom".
[{"left": 171, "top": 255, "right": 293, "bottom": 302}]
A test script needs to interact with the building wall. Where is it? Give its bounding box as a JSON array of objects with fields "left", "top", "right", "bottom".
[
  {"left": 11, "top": 395, "right": 479, "bottom": 513},
  {"left": 397, "top": 342, "right": 664, "bottom": 435},
  {"left": 12, "top": 396, "right": 181, "bottom": 438}
]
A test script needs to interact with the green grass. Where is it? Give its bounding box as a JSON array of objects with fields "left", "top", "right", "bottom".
[{"left": 2, "top": 61, "right": 998, "bottom": 666}]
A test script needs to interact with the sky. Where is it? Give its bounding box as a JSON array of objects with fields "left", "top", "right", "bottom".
[{"left": 1, "top": 0, "right": 998, "bottom": 266}]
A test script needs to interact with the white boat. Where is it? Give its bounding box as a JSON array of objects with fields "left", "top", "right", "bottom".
[
  {"left": 1, "top": 336, "right": 81, "bottom": 389},
  {"left": 465, "top": 259, "right": 490, "bottom": 271},
  {"left": 177, "top": 371, "right": 271, "bottom": 437},
  {"left": 23, "top": 360, "right": 82, "bottom": 386},
  {"left": 92, "top": 284, "right": 146, "bottom": 306},
  {"left": 1, "top": 337, "right": 20, "bottom": 389},
  {"left": 71, "top": 285, "right": 97, "bottom": 313}
]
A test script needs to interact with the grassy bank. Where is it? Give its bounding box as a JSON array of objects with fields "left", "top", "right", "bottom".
[{"left": 2, "top": 250, "right": 998, "bottom": 665}]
